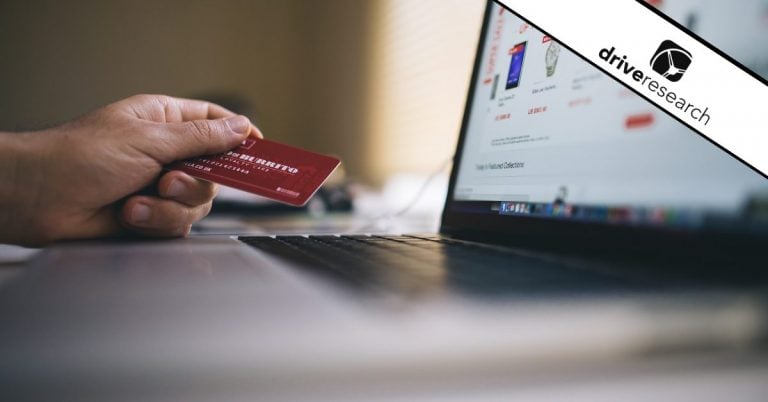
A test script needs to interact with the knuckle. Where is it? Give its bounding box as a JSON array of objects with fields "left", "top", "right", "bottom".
[
  {"left": 129, "top": 93, "right": 158, "bottom": 104},
  {"left": 202, "top": 182, "right": 218, "bottom": 201},
  {"left": 181, "top": 205, "right": 195, "bottom": 225},
  {"left": 152, "top": 207, "right": 185, "bottom": 231},
  {"left": 201, "top": 202, "right": 213, "bottom": 218},
  {"left": 189, "top": 119, "right": 214, "bottom": 140},
  {"left": 159, "top": 204, "right": 186, "bottom": 228}
]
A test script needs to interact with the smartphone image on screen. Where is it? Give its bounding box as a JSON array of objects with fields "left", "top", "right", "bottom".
[{"left": 505, "top": 41, "right": 527, "bottom": 89}]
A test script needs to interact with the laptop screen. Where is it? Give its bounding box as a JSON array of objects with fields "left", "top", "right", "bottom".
[{"left": 448, "top": 0, "right": 768, "bottom": 234}]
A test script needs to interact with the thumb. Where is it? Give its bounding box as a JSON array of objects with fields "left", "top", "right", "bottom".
[{"left": 150, "top": 115, "right": 252, "bottom": 163}]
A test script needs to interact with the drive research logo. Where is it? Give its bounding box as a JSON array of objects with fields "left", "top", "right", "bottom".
[
  {"left": 649, "top": 40, "right": 692, "bottom": 82},
  {"left": 598, "top": 44, "right": 711, "bottom": 126}
]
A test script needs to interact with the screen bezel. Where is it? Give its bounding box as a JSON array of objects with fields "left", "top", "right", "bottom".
[{"left": 439, "top": 0, "right": 766, "bottom": 256}]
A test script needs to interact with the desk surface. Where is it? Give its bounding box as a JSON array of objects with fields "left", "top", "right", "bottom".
[
  {"left": 0, "top": 210, "right": 438, "bottom": 289},
  {"left": 2, "top": 213, "right": 767, "bottom": 401}
]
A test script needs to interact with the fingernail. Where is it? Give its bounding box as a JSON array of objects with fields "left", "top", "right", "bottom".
[
  {"left": 166, "top": 179, "right": 186, "bottom": 198},
  {"left": 225, "top": 116, "right": 250, "bottom": 135},
  {"left": 131, "top": 203, "right": 151, "bottom": 224}
]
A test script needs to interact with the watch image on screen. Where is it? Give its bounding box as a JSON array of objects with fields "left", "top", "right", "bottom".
[{"left": 545, "top": 40, "right": 561, "bottom": 77}]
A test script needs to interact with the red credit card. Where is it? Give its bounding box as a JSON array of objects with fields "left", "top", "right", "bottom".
[{"left": 170, "top": 138, "right": 341, "bottom": 206}]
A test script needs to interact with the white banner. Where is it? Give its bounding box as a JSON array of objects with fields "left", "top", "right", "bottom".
[{"left": 497, "top": 0, "right": 768, "bottom": 178}]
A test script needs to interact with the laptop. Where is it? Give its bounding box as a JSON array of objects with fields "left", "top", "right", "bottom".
[
  {"left": 235, "top": 0, "right": 768, "bottom": 295},
  {"left": 2, "top": 1, "right": 768, "bottom": 400}
]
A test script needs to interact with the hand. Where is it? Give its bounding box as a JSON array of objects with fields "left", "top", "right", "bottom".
[{"left": 0, "top": 94, "right": 262, "bottom": 246}]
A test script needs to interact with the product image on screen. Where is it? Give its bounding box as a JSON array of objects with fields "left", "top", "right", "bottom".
[{"left": 505, "top": 41, "right": 527, "bottom": 89}]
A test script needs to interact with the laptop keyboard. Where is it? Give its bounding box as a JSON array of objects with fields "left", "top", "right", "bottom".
[{"left": 239, "top": 234, "right": 634, "bottom": 296}]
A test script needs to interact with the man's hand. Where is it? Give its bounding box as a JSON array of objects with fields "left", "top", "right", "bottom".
[{"left": 0, "top": 94, "right": 262, "bottom": 246}]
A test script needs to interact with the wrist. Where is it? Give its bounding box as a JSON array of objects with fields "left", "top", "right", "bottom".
[{"left": 0, "top": 131, "right": 49, "bottom": 245}]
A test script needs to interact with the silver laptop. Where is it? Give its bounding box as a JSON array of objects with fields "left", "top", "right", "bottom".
[{"left": 2, "top": 1, "right": 767, "bottom": 400}]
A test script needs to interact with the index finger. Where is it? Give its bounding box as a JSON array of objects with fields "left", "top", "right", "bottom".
[
  {"left": 170, "top": 97, "right": 235, "bottom": 121},
  {"left": 118, "top": 94, "right": 264, "bottom": 139},
  {"left": 160, "top": 96, "right": 263, "bottom": 138}
]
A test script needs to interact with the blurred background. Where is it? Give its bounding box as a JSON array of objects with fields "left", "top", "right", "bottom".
[{"left": 0, "top": 0, "right": 485, "bottom": 187}]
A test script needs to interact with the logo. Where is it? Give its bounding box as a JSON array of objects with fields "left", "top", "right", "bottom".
[
  {"left": 649, "top": 40, "right": 692, "bottom": 82},
  {"left": 598, "top": 45, "right": 710, "bottom": 126}
]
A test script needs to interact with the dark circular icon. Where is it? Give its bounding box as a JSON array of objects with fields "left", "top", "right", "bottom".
[{"left": 650, "top": 40, "right": 692, "bottom": 82}]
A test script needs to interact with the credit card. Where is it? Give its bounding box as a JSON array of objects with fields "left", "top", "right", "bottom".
[{"left": 170, "top": 138, "right": 341, "bottom": 206}]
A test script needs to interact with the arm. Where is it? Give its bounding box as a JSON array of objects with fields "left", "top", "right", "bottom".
[{"left": 0, "top": 132, "right": 38, "bottom": 245}]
